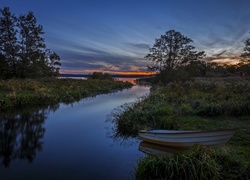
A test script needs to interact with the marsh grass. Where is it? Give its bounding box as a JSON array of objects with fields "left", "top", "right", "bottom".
[
  {"left": 136, "top": 145, "right": 219, "bottom": 180},
  {"left": 110, "top": 78, "right": 250, "bottom": 135},
  {"left": 110, "top": 77, "right": 250, "bottom": 178},
  {"left": 136, "top": 145, "right": 250, "bottom": 180},
  {"left": 0, "top": 78, "right": 132, "bottom": 111}
]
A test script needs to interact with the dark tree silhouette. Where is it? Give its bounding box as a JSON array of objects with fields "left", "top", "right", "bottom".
[
  {"left": 0, "top": 7, "right": 19, "bottom": 78},
  {"left": 146, "top": 30, "right": 205, "bottom": 72},
  {"left": 0, "top": 7, "right": 61, "bottom": 79},
  {"left": 240, "top": 38, "right": 250, "bottom": 64}
]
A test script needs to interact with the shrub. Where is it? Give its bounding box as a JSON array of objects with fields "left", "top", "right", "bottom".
[{"left": 87, "top": 72, "right": 114, "bottom": 80}]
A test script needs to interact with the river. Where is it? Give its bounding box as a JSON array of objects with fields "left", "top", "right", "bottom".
[{"left": 0, "top": 81, "right": 150, "bottom": 180}]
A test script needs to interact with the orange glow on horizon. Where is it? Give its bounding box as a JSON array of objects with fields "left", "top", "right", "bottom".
[
  {"left": 208, "top": 57, "right": 240, "bottom": 66},
  {"left": 60, "top": 69, "right": 156, "bottom": 76},
  {"left": 111, "top": 71, "right": 156, "bottom": 76}
]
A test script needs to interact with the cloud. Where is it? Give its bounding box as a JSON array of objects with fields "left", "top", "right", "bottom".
[
  {"left": 214, "top": 50, "right": 227, "bottom": 57},
  {"left": 126, "top": 43, "right": 151, "bottom": 49},
  {"left": 205, "top": 56, "right": 240, "bottom": 65}
]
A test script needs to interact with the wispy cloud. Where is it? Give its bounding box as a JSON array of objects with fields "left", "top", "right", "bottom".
[
  {"left": 126, "top": 43, "right": 151, "bottom": 49},
  {"left": 6, "top": 0, "right": 249, "bottom": 73}
]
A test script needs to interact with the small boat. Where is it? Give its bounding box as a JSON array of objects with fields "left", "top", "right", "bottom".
[{"left": 138, "top": 129, "right": 236, "bottom": 148}]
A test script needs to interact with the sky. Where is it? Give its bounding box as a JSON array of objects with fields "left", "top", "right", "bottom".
[{"left": 1, "top": 0, "right": 250, "bottom": 75}]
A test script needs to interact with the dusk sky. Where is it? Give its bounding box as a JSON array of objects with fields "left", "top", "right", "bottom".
[{"left": 1, "top": 0, "right": 250, "bottom": 74}]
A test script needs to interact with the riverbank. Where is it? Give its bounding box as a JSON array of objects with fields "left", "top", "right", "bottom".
[
  {"left": 110, "top": 77, "right": 250, "bottom": 179},
  {"left": 0, "top": 78, "right": 133, "bottom": 112}
]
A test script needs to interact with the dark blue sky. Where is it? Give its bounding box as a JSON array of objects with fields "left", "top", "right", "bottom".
[{"left": 1, "top": 0, "right": 250, "bottom": 74}]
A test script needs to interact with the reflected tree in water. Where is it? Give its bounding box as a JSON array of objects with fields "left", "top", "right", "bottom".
[{"left": 0, "top": 104, "right": 59, "bottom": 167}]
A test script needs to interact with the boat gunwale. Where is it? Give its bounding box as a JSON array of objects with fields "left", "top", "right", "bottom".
[
  {"left": 138, "top": 128, "right": 237, "bottom": 135},
  {"left": 139, "top": 136, "right": 231, "bottom": 147}
]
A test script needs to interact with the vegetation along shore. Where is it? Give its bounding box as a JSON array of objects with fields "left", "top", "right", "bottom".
[
  {"left": 110, "top": 77, "right": 250, "bottom": 179},
  {"left": 0, "top": 75, "right": 132, "bottom": 112},
  {"left": 0, "top": 8, "right": 132, "bottom": 112},
  {"left": 110, "top": 30, "right": 250, "bottom": 179}
]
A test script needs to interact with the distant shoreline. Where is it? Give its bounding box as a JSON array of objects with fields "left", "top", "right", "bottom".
[{"left": 60, "top": 74, "right": 154, "bottom": 78}]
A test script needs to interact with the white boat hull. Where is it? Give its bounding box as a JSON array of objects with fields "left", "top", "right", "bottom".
[{"left": 138, "top": 129, "right": 236, "bottom": 147}]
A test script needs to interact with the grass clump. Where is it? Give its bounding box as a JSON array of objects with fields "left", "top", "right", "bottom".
[
  {"left": 109, "top": 95, "right": 175, "bottom": 138},
  {"left": 136, "top": 145, "right": 250, "bottom": 180},
  {"left": 136, "top": 145, "right": 219, "bottom": 180}
]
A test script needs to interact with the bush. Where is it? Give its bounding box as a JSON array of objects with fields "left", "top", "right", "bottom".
[{"left": 88, "top": 72, "right": 114, "bottom": 80}]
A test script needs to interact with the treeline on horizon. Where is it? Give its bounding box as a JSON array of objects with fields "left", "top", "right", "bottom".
[{"left": 60, "top": 73, "right": 153, "bottom": 78}]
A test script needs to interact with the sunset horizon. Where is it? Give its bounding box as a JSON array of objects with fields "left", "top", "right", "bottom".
[
  {"left": 1, "top": 0, "right": 249, "bottom": 74},
  {"left": 59, "top": 70, "right": 156, "bottom": 76},
  {"left": 1, "top": 1, "right": 249, "bottom": 178}
]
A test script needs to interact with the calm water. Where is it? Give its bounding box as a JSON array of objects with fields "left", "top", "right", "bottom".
[{"left": 0, "top": 83, "right": 150, "bottom": 180}]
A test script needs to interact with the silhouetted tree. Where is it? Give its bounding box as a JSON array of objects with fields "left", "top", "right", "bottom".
[
  {"left": 205, "top": 62, "right": 231, "bottom": 77},
  {"left": 88, "top": 72, "right": 114, "bottom": 80},
  {"left": 223, "top": 64, "right": 236, "bottom": 75},
  {"left": 240, "top": 38, "right": 250, "bottom": 64},
  {"left": 0, "top": 7, "right": 61, "bottom": 79},
  {"left": 146, "top": 30, "right": 205, "bottom": 72},
  {"left": 17, "top": 11, "right": 46, "bottom": 78},
  {"left": 46, "top": 51, "right": 61, "bottom": 77},
  {"left": 184, "top": 60, "right": 207, "bottom": 77},
  {"left": 146, "top": 30, "right": 205, "bottom": 83},
  {"left": 0, "top": 7, "right": 19, "bottom": 78}
]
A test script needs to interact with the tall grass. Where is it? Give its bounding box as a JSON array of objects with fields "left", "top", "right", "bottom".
[
  {"left": 109, "top": 77, "right": 250, "bottom": 178},
  {"left": 136, "top": 145, "right": 250, "bottom": 180},
  {"left": 136, "top": 145, "right": 219, "bottom": 180},
  {"left": 110, "top": 78, "right": 250, "bottom": 136}
]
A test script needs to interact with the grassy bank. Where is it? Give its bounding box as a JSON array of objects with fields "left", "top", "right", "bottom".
[
  {"left": 0, "top": 78, "right": 132, "bottom": 112},
  {"left": 110, "top": 77, "right": 250, "bottom": 179}
]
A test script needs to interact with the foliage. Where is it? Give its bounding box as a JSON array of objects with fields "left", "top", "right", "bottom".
[
  {"left": 240, "top": 38, "right": 250, "bottom": 64},
  {"left": 153, "top": 67, "right": 192, "bottom": 84},
  {"left": 145, "top": 29, "right": 205, "bottom": 83},
  {"left": 0, "top": 78, "right": 132, "bottom": 112},
  {"left": 0, "top": 7, "right": 60, "bottom": 79},
  {"left": 136, "top": 145, "right": 250, "bottom": 180},
  {"left": 145, "top": 31, "right": 250, "bottom": 83},
  {"left": 111, "top": 78, "right": 250, "bottom": 135},
  {"left": 146, "top": 30, "right": 205, "bottom": 71},
  {"left": 88, "top": 72, "right": 114, "bottom": 80}
]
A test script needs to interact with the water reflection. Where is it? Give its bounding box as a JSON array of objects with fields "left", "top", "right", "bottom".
[
  {"left": 0, "top": 84, "right": 151, "bottom": 179},
  {"left": 106, "top": 97, "right": 148, "bottom": 147},
  {"left": 139, "top": 141, "right": 185, "bottom": 156},
  {"left": 0, "top": 105, "right": 59, "bottom": 167},
  {"left": 105, "top": 87, "right": 151, "bottom": 147},
  {"left": 106, "top": 127, "right": 141, "bottom": 148}
]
